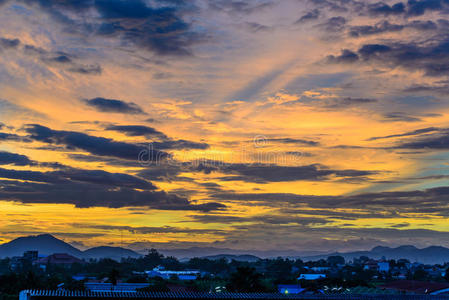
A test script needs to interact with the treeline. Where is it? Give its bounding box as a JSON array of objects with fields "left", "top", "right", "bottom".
[{"left": 1, "top": 250, "right": 449, "bottom": 300}]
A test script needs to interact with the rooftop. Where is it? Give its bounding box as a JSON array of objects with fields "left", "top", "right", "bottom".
[
  {"left": 379, "top": 281, "right": 449, "bottom": 295},
  {"left": 19, "top": 290, "right": 449, "bottom": 300}
]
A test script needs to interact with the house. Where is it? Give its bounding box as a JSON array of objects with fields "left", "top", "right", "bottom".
[
  {"left": 378, "top": 262, "right": 390, "bottom": 272},
  {"left": 85, "top": 283, "right": 151, "bottom": 292},
  {"left": 72, "top": 274, "right": 97, "bottom": 281},
  {"left": 363, "top": 260, "right": 379, "bottom": 271},
  {"left": 34, "top": 253, "right": 84, "bottom": 269},
  {"left": 146, "top": 266, "right": 200, "bottom": 280},
  {"left": 298, "top": 274, "right": 326, "bottom": 280},
  {"left": 379, "top": 280, "right": 449, "bottom": 295},
  {"left": 277, "top": 284, "right": 306, "bottom": 294}
]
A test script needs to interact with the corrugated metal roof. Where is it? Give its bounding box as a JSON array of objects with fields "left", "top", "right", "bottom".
[{"left": 20, "top": 290, "right": 449, "bottom": 300}]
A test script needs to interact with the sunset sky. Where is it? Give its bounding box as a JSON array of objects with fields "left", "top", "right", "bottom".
[{"left": 1, "top": 0, "right": 449, "bottom": 254}]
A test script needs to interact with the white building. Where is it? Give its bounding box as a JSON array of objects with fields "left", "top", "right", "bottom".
[
  {"left": 146, "top": 266, "right": 200, "bottom": 280},
  {"left": 298, "top": 274, "right": 326, "bottom": 280},
  {"left": 378, "top": 262, "right": 390, "bottom": 272}
]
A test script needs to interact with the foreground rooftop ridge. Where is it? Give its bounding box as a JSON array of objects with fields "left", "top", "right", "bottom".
[{"left": 19, "top": 290, "right": 449, "bottom": 300}]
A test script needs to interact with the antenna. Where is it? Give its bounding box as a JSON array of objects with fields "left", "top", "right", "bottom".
[{"left": 121, "top": 230, "right": 124, "bottom": 260}]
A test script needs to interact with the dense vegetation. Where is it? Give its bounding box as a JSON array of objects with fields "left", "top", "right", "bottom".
[{"left": 1, "top": 250, "right": 448, "bottom": 300}]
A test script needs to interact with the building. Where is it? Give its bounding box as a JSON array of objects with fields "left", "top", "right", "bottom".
[
  {"left": 310, "top": 267, "right": 330, "bottom": 272},
  {"left": 297, "top": 274, "right": 326, "bottom": 280},
  {"left": 84, "top": 283, "right": 151, "bottom": 292},
  {"left": 10, "top": 256, "right": 23, "bottom": 271},
  {"left": 379, "top": 280, "right": 449, "bottom": 295},
  {"left": 363, "top": 260, "right": 379, "bottom": 271},
  {"left": 277, "top": 285, "right": 306, "bottom": 294},
  {"left": 71, "top": 274, "right": 96, "bottom": 281},
  {"left": 23, "top": 251, "right": 39, "bottom": 262},
  {"left": 9, "top": 251, "right": 39, "bottom": 271},
  {"left": 34, "top": 253, "right": 85, "bottom": 270},
  {"left": 146, "top": 266, "right": 200, "bottom": 280},
  {"left": 378, "top": 262, "right": 390, "bottom": 273}
]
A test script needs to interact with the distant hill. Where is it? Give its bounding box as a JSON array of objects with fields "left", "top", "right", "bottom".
[
  {"left": 0, "top": 234, "right": 141, "bottom": 260},
  {"left": 83, "top": 246, "right": 141, "bottom": 260},
  {"left": 2, "top": 234, "right": 449, "bottom": 264},
  {"left": 156, "top": 246, "right": 326, "bottom": 260},
  {"left": 0, "top": 234, "right": 83, "bottom": 258},
  {"left": 303, "top": 245, "right": 449, "bottom": 264},
  {"left": 201, "top": 254, "right": 261, "bottom": 262}
]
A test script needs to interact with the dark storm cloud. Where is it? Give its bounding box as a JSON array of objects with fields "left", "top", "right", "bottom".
[
  {"left": 11, "top": 0, "right": 203, "bottom": 56},
  {"left": 349, "top": 21, "right": 404, "bottom": 37},
  {"left": 326, "top": 49, "right": 359, "bottom": 63},
  {"left": 309, "top": 0, "right": 449, "bottom": 17},
  {"left": 0, "top": 166, "right": 224, "bottom": 211},
  {"left": 0, "top": 168, "right": 63, "bottom": 183},
  {"left": 153, "top": 140, "right": 209, "bottom": 150},
  {"left": 24, "top": 124, "right": 165, "bottom": 161},
  {"left": 24, "top": 124, "right": 208, "bottom": 165},
  {"left": 263, "top": 138, "right": 320, "bottom": 146},
  {"left": 105, "top": 124, "right": 209, "bottom": 150},
  {"left": 405, "top": 81, "right": 449, "bottom": 95},
  {"left": 408, "top": 20, "right": 439, "bottom": 30},
  {"left": 382, "top": 112, "right": 423, "bottom": 122},
  {"left": 67, "top": 153, "right": 141, "bottom": 167},
  {"left": 0, "top": 151, "right": 34, "bottom": 166},
  {"left": 68, "top": 65, "right": 102, "bottom": 75},
  {"left": 366, "top": 2, "right": 406, "bottom": 16},
  {"left": 73, "top": 224, "right": 224, "bottom": 235},
  {"left": 22, "top": 44, "right": 102, "bottom": 75},
  {"left": 106, "top": 125, "right": 167, "bottom": 138},
  {"left": 0, "top": 37, "right": 20, "bottom": 50},
  {"left": 226, "top": 223, "right": 449, "bottom": 245},
  {"left": 190, "top": 214, "right": 331, "bottom": 226},
  {"left": 325, "top": 97, "right": 377, "bottom": 108},
  {"left": 309, "top": 0, "right": 363, "bottom": 13},
  {"left": 95, "top": 0, "right": 201, "bottom": 56},
  {"left": 211, "top": 186, "right": 449, "bottom": 216},
  {"left": 407, "top": 0, "right": 448, "bottom": 16},
  {"left": 397, "top": 129, "right": 449, "bottom": 149},
  {"left": 53, "top": 169, "right": 156, "bottom": 189},
  {"left": 0, "top": 166, "right": 155, "bottom": 189},
  {"left": 208, "top": 0, "right": 273, "bottom": 14},
  {"left": 349, "top": 20, "right": 438, "bottom": 37},
  {"left": 196, "top": 163, "right": 375, "bottom": 183},
  {"left": 318, "top": 16, "right": 347, "bottom": 32},
  {"left": 138, "top": 165, "right": 183, "bottom": 181},
  {"left": 368, "top": 127, "right": 440, "bottom": 141},
  {"left": 295, "top": 9, "right": 320, "bottom": 24},
  {"left": 85, "top": 97, "right": 145, "bottom": 114},
  {"left": 0, "top": 132, "right": 30, "bottom": 142},
  {"left": 280, "top": 208, "right": 401, "bottom": 221},
  {"left": 0, "top": 179, "right": 224, "bottom": 210},
  {"left": 328, "top": 34, "right": 449, "bottom": 76}
]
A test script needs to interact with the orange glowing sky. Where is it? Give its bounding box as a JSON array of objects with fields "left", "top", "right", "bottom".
[{"left": 1, "top": 0, "right": 449, "bottom": 254}]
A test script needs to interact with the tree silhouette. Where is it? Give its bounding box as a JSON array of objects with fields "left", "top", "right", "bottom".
[
  {"left": 226, "top": 267, "right": 266, "bottom": 293},
  {"left": 109, "top": 269, "right": 119, "bottom": 286}
]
